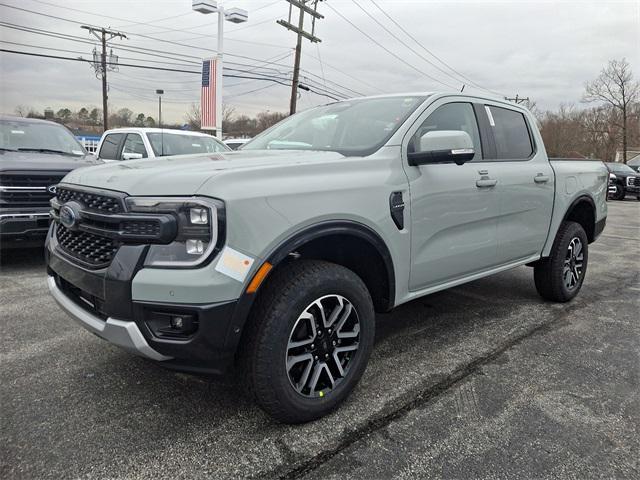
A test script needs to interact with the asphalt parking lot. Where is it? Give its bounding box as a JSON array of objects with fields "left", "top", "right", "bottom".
[{"left": 1, "top": 200, "right": 638, "bottom": 479}]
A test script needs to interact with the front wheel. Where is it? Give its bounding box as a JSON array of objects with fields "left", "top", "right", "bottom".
[
  {"left": 534, "top": 221, "right": 588, "bottom": 302},
  {"left": 242, "top": 259, "right": 375, "bottom": 423}
]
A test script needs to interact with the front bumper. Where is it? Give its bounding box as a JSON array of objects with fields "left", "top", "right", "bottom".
[
  {"left": 47, "top": 276, "right": 171, "bottom": 361},
  {"left": 0, "top": 210, "right": 50, "bottom": 242},
  {"left": 46, "top": 226, "right": 241, "bottom": 374}
]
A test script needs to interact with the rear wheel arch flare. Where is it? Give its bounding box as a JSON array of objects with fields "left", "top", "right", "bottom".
[{"left": 563, "top": 195, "right": 596, "bottom": 243}]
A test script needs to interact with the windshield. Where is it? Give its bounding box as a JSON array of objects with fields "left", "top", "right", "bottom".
[
  {"left": 0, "top": 119, "right": 86, "bottom": 156},
  {"left": 242, "top": 96, "right": 427, "bottom": 156},
  {"left": 607, "top": 162, "right": 635, "bottom": 174},
  {"left": 148, "top": 132, "right": 230, "bottom": 156}
]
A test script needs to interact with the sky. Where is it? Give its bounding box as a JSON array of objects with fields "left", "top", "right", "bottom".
[{"left": 0, "top": 0, "right": 638, "bottom": 124}]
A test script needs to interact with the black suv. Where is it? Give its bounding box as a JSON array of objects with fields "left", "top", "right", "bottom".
[
  {"left": 1, "top": 116, "right": 99, "bottom": 247},
  {"left": 606, "top": 162, "right": 640, "bottom": 201}
]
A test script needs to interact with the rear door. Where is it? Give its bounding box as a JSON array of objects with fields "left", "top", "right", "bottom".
[
  {"left": 482, "top": 103, "right": 554, "bottom": 263},
  {"left": 404, "top": 98, "right": 500, "bottom": 290}
]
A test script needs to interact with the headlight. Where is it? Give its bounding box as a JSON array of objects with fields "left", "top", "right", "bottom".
[
  {"left": 609, "top": 173, "right": 616, "bottom": 180},
  {"left": 126, "top": 196, "right": 224, "bottom": 268}
]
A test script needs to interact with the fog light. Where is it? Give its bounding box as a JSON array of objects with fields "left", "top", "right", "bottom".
[
  {"left": 190, "top": 207, "right": 208, "bottom": 224},
  {"left": 186, "top": 239, "right": 204, "bottom": 255},
  {"left": 170, "top": 316, "right": 184, "bottom": 329}
]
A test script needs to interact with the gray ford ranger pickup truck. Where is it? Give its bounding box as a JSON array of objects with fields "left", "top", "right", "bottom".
[{"left": 46, "top": 93, "right": 608, "bottom": 423}]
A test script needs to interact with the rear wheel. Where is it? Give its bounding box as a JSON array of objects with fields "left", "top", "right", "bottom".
[
  {"left": 534, "top": 221, "right": 588, "bottom": 302},
  {"left": 242, "top": 259, "right": 375, "bottom": 423}
]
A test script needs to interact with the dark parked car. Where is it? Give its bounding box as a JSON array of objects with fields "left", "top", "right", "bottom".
[
  {"left": 605, "top": 162, "right": 640, "bottom": 200},
  {"left": 1, "top": 116, "right": 99, "bottom": 247}
]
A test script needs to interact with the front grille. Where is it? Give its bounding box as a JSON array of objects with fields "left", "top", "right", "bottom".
[
  {"left": 0, "top": 173, "right": 64, "bottom": 187},
  {"left": 56, "top": 224, "right": 120, "bottom": 268},
  {"left": 627, "top": 176, "right": 639, "bottom": 187},
  {"left": 122, "top": 220, "right": 161, "bottom": 236},
  {"left": 57, "top": 187, "right": 123, "bottom": 213},
  {"left": 0, "top": 172, "right": 65, "bottom": 208}
]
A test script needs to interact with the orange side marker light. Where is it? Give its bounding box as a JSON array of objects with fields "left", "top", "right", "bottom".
[{"left": 246, "top": 262, "right": 273, "bottom": 294}]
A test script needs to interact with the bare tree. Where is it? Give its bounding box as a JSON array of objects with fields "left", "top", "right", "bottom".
[
  {"left": 184, "top": 103, "right": 201, "bottom": 130},
  {"left": 14, "top": 105, "right": 35, "bottom": 117},
  {"left": 583, "top": 58, "right": 640, "bottom": 163}
]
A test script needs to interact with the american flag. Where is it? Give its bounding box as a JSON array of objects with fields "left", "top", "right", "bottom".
[{"left": 201, "top": 57, "right": 218, "bottom": 130}]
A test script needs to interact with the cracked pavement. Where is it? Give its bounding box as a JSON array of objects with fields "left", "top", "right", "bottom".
[{"left": 1, "top": 201, "right": 638, "bottom": 479}]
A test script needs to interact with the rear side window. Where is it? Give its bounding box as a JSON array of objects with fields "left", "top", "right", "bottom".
[
  {"left": 99, "top": 133, "right": 124, "bottom": 160},
  {"left": 486, "top": 106, "right": 533, "bottom": 159}
]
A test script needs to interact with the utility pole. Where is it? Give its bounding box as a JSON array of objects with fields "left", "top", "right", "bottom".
[
  {"left": 81, "top": 26, "right": 126, "bottom": 131},
  {"left": 278, "top": 0, "right": 323, "bottom": 115}
]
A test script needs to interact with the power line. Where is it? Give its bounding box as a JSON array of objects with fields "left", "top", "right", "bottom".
[
  {"left": 325, "top": 2, "right": 457, "bottom": 90},
  {"left": 0, "top": 20, "right": 361, "bottom": 99},
  {"left": 350, "top": 0, "right": 462, "bottom": 89},
  {"left": 0, "top": 49, "right": 344, "bottom": 102},
  {"left": 367, "top": 0, "right": 504, "bottom": 97}
]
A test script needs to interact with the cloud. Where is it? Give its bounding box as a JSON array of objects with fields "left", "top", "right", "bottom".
[{"left": 0, "top": 0, "right": 638, "bottom": 122}]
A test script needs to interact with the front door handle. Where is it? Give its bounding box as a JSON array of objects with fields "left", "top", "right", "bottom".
[
  {"left": 534, "top": 174, "right": 550, "bottom": 183},
  {"left": 476, "top": 178, "right": 497, "bottom": 188}
]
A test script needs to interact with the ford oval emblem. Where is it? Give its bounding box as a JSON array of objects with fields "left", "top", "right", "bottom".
[
  {"left": 47, "top": 184, "right": 57, "bottom": 194},
  {"left": 59, "top": 204, "right": 77, "bottom": 229}
]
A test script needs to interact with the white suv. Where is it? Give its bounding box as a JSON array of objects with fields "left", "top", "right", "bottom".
[{"left": 96, "top": 128, "right": 230, "bottom": 161}]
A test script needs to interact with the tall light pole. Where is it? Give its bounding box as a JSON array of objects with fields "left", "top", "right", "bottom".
[
  {"left": 156, "top": 89, "right": 164, "bottom": 127},
  {"left": 192, "top": 1, "right": 248, "bottom": 139}
]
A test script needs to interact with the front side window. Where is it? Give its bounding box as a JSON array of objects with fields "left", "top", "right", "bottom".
[
  {"left": 243, "top": 96, "right": 427, "bottom": 157},
  {"left": 486, "top": 106, "right": 533, "bottom": 160},
  {"left": 121, "top": 133, "right": 147, "bottom": 159},
  {"left": 147, "top": 133, "right": 229, "bottom": 157},
  {"left": 0, "top": 119, "right": 86, "bottom": 156},
  {"left": 412, "top": 102, "right": 482, "bottom": 161},
  {"left": 99, "top": 133, "right": 124, "bottom": 160}
]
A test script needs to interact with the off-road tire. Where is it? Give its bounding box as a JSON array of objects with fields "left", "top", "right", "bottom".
[
  {"left": 534, "top": 221, "right": 588, "bottom": 302},
  {"left": 242, "top": 259, "right": 375, "bottom": 423}
]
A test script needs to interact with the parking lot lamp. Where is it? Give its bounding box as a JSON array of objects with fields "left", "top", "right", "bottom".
[{"left": 191, "top": 0, "right": 248, "bottom": 139}]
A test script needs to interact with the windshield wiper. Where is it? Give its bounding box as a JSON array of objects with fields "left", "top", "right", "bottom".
[
  {"left": 17, "top": 148, "right": 78, "bottom": 156},
  {"left": 0, "top": 147, "right": 18, "bottom": 152}
]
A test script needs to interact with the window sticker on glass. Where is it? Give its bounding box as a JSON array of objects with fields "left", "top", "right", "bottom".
[
  {"left": 11, "top": 130, "right": 25, "bottom": 134},
  {"left": 485, "top": 106, "right": 495, "bottom": 126}
]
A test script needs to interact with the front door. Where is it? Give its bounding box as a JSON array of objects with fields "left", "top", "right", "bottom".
[{"left": 404, "top": 99, "right": 500, "bottom": 291}]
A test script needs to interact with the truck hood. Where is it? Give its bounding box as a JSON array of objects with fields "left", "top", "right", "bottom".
[
  {"left": 60, "top": 150, "right": 346, "bottom": 195},
  {"left": 0, "top": 150, "right": 100, "bottom": 172}
]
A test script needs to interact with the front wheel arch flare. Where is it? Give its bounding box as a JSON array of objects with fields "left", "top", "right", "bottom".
[{"left": 225, "top": 221, "right": 396, "bottom": 355}]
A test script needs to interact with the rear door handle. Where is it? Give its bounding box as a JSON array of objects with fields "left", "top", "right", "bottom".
[
  {"left": 476, "top": 179, "right": 497, "bottom": 188},
  {"left": 534, "top": 174, "right": 550, "bottom": 183}
]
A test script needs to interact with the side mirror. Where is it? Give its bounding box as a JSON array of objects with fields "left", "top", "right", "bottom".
[
  {"left": 408, "top": 130, "right": 475, "bottom": 166},
  {"left": 122, "top": 152, "right": 144, "bottom": 160}
]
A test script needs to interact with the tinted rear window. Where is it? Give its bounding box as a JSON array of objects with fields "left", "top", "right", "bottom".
[{"left": 486, "top": 106, "right": 533, "bottom": 160}]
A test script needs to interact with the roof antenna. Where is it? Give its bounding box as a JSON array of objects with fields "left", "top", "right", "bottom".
[{"left": 460, "top": 84, "right": 466, "bottom": 92}]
